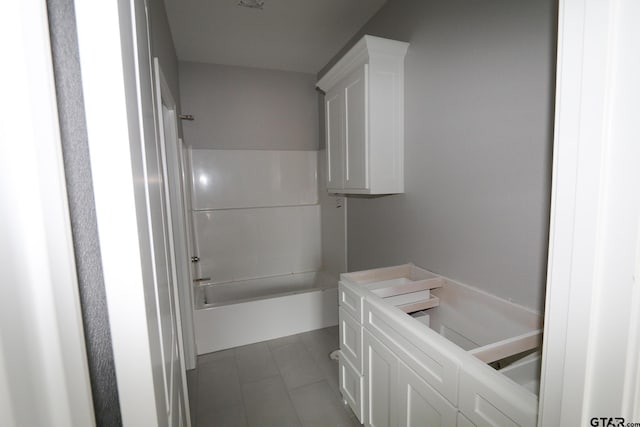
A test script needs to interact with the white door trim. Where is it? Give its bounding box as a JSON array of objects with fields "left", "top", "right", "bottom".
[
  {"left": 74, "top": 0, "right": 166, "bottom": 424},
  {"left": 0, "top": 0, "right": 95, "bottom": 425},
  {"left": 539, "top": 0, "right": 640, "bottom": 424},
  {"left": 153, "top": 57, "right": 194, "bottom": 425}
]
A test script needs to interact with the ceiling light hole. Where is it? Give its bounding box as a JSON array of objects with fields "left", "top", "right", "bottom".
[{"left": 238, "top": 0, "right": 264, "bottom": 10}]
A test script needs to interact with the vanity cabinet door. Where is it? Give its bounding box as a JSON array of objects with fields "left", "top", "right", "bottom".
[
  {"left": 340, "top": 355, "right": 364, "bottom": 423},
  {"left": 458, "top": 368, "right": 537, "bottom": 427},
  {"left": 339, "top": 281, "right": 363, "bottom": 323},
  {"left": 339, "top": 307, "right": 363, "bottom": 373},
  {"left": 364, "top": 331, "right": 398, "bottom": 427},
  {"left": 325, "top": 87, "right": 344, "bottom": 191},
  {"left": 397, "top": 360, "right": 457, "bottom": 427}
]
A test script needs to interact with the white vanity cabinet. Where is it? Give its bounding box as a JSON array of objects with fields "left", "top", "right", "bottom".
[
  {"left": 397, "top": 351, "right": 458, "bottom": 427},
  {"left": 364, "top": 330, "right": 398, "bottom": 427},
  {"left": 337, "top": 283, "right": 366, "bottom": 423},
  {"left": 337, "top": 264, "right": 543, "bottom": 427},
  {"left": 317, "top": 35, "right": 409, "bottom": 194},
  {"left": 364, "top": 330, "right": 457, "bottom": 427}
]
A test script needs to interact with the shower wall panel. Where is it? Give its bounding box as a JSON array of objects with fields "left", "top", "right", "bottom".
[{"left": 191, "top": 149, "right": 321, "bottom": 283}]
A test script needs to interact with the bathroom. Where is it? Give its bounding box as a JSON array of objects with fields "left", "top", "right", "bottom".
[
  {"left": 168, "top": 0, "right": 553, "bottom": 350},
  {"left": 180, "top": 62, "right": 346, "bottom": 354},
  {"left": 159, "top": 0, "right": 556, "bottom": 425},
  {"left": 7, "top": 0, "right": 640, "bottom": 425}
]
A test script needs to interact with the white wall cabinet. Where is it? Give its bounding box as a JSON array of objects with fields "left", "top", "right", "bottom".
[{"left": 317, "top": 35, "right": 409, "bottom": 194}]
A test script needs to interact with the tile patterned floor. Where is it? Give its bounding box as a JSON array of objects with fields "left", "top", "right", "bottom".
[{"left": 187, "top": 326, "right": 360, "bottom": 427}]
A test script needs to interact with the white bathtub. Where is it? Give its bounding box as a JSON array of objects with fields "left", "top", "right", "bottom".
[{"left": 194, "top": 271, "right": 339, "bottom": 354}]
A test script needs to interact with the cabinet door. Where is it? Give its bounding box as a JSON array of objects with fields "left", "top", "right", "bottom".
[
  {"left": 340, "top": 355, "right": 364, "bottom": 423},
  {"left": 397, "top": 361, "right": 457, "bottom": 427},
  {"left": 339, "top": 281, "right": 364, "bottom": 323},
  {"left": 325, "top": 87, "right": 344, "bottom": 190},
  {"left": 343, "top": 65, "right": 368, "bottom": 190},
  {"left": 364, "top": 331, "right": 398, "bottom": 427},
  {"left": 339, "top": 307, "right": 363, "bottom": 373},
  {"left": 458, "top": 369, "right": 537, "bottom": 427}
]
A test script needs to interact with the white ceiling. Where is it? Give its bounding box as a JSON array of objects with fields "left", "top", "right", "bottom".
[{"left": 164, "top": 0, "right": 387, "bottom": 74}]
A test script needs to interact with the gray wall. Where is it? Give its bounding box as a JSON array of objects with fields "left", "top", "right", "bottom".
[
  {"left": 322, "top": 0, "right": 557, "bottom": 310},
  {"left": 318, "top": 151, "right": 347, "bottom": 275},
  {"left": 179, "top": 62, "right": 318, "bottom": 150}
]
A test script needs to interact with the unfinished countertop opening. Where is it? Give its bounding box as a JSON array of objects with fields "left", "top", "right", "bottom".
[{"left": 338, "top": 263, "right": 542, "bottom": 426}]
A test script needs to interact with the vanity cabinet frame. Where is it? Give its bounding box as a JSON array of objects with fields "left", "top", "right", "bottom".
[{"left": 337, "top": 263, "right": 542, "bottom": 427}]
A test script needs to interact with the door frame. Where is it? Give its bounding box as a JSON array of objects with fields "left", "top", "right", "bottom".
[
  {"left": 74, "top": 0, "right": 187, "bottom": 424},
  {"left": 152, "top": 56, "right": 196, "bottom": 410},
  {"left": 0, "top": 0, "right": 95, "bottom": 425},
  {"left": 153, "top": 59, "right": 197, "bottom": 370},
  {"left": 538, "top": 0, "right": 640, "bottom": 424},
  {"left": 177, "top": 138, "right": 199, "bottom": 360},
  {"left": 64, "top": 0, "right": 640, "bottom": 425}
]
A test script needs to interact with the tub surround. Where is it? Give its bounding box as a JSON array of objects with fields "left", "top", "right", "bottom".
[
  {"left": 190, "top": 149, "right": 318, "bottom": 210},
  {"left": 180, "top": 61, "right": 345, "bottom": 355},
  {"left": 190, "top": 148, "right": 339, "bottom": 353},
  {"left": 190, "top": 149, "right": 322, "bottom": 284}
]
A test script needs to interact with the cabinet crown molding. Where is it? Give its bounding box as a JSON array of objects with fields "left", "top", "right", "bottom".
[{"left": 316, "top": 35, "right": 409, "bottom": 93}]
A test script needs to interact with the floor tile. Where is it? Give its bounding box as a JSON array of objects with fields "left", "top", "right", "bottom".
[
  {"left": 235, "top": 342, "right": 280, "bottom": 384},
  {"left": 197, "top": 357, "right": 243, "bottom": 411},
  {"left": 267, "top": 333, "right": 301, "bottom": 349},
  {"left": 299, "top": 328, "right": 339, "bottom": 364},
  {"left": 316, "top": 356, "right": 341, "bottom": 396},
  {"left": 271, "top": 342, "right": 324, "bottom": 390},
  {"left": 198, "top": 348, "right": 235, "bottom": 367},
  {"left": 324, "top": 326, "right": 339, "bottom": 342},
  {"left": 187, "top": 368, "right": 199, "bottom": 384},
  {"left": 190, "top": 327, "right": 344, "bottom": 427},
  {"left": 187, "top": 369, "right": 198, "bottom": 424},
  {"left": 242, "top": 376, "right": 301, "bottom": 427},
  {"left": 289, "top": 380, "right": 355, "bottom": 427},
  {"left": 196, "top": 403, "right": 247, "bottom": 427}
]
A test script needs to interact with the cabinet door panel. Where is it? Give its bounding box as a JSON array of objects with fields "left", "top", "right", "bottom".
[
  {"left": 340, "top": 307, "right": 363, "bottom": 373},
  {"left": 458, "top": 369, "right": 537, "bottom": 427},
  {"left": 325, "top": 89, "right": 344, "bottom": 190},
  {"left": 344, "top": 65, "right": 368, "bottom": 190},
  {"left": 364, "top": 300, "right": 460, "bottom": 405},
  {"left": 340, "top": 356, "right": 364, "bottom": 423},
  {"left": 364, "top": 331, "right": 398, "bottom": 427},
  {"left": 339, "top": 281, "right": 363, "bottom": 322},
  {"left": 397, "top": 361, "right": 457, "bottom": 427}
]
